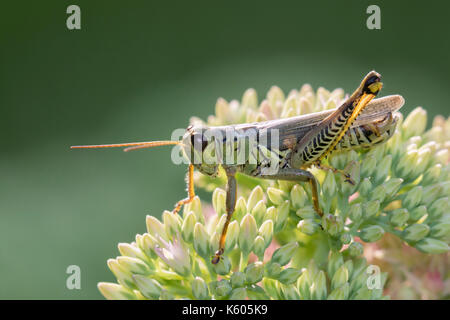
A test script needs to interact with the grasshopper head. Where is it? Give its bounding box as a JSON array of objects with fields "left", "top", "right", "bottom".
[{"left": 182, "top": 125, "right": 219, "bottom": 177}]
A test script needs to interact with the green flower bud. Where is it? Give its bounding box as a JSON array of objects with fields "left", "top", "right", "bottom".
[
  {"left": 412, "top": 147, "right": 432, "bottom": 177},
  {"left": 212, "top": 188, "right": 227, "bottom": 215},
  {"left": 350, "top": 271, "right": 368, "bottom": 294},
  {"left": 229, "top": 288, "right": 247, "bottom": 300},
  {"left": 277, "top": 268, "right": 303, "bottom": 285},
  {"left": 193, "top": 223, "right": 210, "bottom": 258},
  {"left": 132, "top": 275, "right": 162, "bottom": 299},
  {"left": 349, "top": 203, "right": 362, "bottom": 222},
  {"left": 370, "top": 185, "right": 386, "bottom": 203},
  {"left": 191, "top": 277, "right": 210, "bottom": 300},
  {"left": 163, "top": 210, "right": 180, "bottom": 237},
  {"left": 181, "top": 211, "right": 196, "bottom": 243},
  {"left": 360, "top": 225, "right": 384, "bottom": 242},
  {"left": 363, "top": 200, "right": 380, "bottom": 220},
  {"left": 267, "top": 187, "right": 286, "bottom": 205},
  {"left": 297, "top": 219, "right": 319, "bottom": 236},
  {"left": 310, "top": 271, "right": 327, "bottom": 300},
  {"left": 409, "top": 205, "right": 427, "bottom": 221},
  {"left": 327, "top": 251, "right": 344, "bottom": 277},
  {"left": 430, "top": 221, "right": 450, "bottom": 239},
  {"left": 416, "top": 238, "right": 449, "bottom": 254},
  {"left": 358, "top": 178, "right": 373, "bottom": 197},
  {"left": 253, "top": 236, "right": 266, "bottom": 259},
  {"left": 224, "top": 220, "right": 239, "bottom": 252},
  {"left": 251, "top": 200, "right": 267, "bottom": 225},
  {"left": 247, "top": 186, "right": 264, "bottom": 212},
  {"left": 297, "top": 271, "right": 311, "bottom": 300},
  {"left": 389, "top": 208, "right": 409, "bottom": 227},
  {"left": 259, "top": 219, "right": 274, "bottom": 248},
  {"left": 343, "top": 260, "right": 354, "bottom": 278},
  {"left": 267, "top": 85, "right": 284, "bottom": 107},
  {"left": 264, "top": 206, "right": 277, "bottom": 223},
  {"left": 352, "top": 287, "right": 372, "bottom": 300},
  {"left": 421, "top": 184, "right": 442, "bottom": 207},
  {"left": 271, "top": 242, "right": 298, "bottom": 266},
  {"left": 118, "top": 243, "right": 148, "bottom": 262},
  {"left": 340, "top": 233, "right": 352, "bottom": 245},
  {"left": 403, "top": 186, "right": 423, "bottom": 210},
  {"left": 146, "top": 215, "right": 167, "bottom": 240},
  {"left": 403, "top": 224, "right": 430, "bottom": 242},
  {"left": 373, "top": 155, "right": 392, "bottom": 185},
  {"left": 290, "top": 184, "right": 307, "bottom": 209},
  {"left": 239, "top": 214, "right": 258, "bottom": 254},
  {"left": 361, "top": 155, "right": 377, "bottom": 177},
  {"left": 322, "top": 214, "right": 344, "bottom": 237},
  {"left": 98, "top": 282, "right": 137, "bottom": 300},
  {"left": 184, "top": 196, "right": 203, "bottom": 222},
  {"left": 402, "top": 107, "right": 427, "bottom": 138},
  {"left": 234, "top": 196, "right": 247, "bottom": 221},
  {"left": 281, "top": 284, "right": 301, "bottom": 300},
  {"left": 296, "top": 206, "right": 317, "bottom": 219},
  {"left": 245, "top": 261, "right": 264, "bottom": 284},
  {"left": 331, "top": 265, "right": 349, "bottom": 290},
  {"left": 383, "top": 178, "right": 403, "bottom": 198},
  {"left": 215, "top": 97, "right": 229, "bottom": 121},
  {"left": 274, "top": 200, "right": 290, "bottom": 232},
  {"left": 117, "top": 256, "right": 151, "bottom": 275},
  {"left": 323, "top": 171, "right": 337, "bottom": 197},
  {"left": 215, "top": 279, "right": 232, "bottom": 297},
  {"left": 212, "top": 255, "right": 231, "bottom": 275},
  {"left": 107, "top": 259, "right": 135, "bottom": 290},
  {"left": 435, "top": 149, "right": 449, "bottom": 165},
  {"left": 265, "top": 262, "right": 282, "bottom": 278},
  {"left": 327, "top": 284, "right": 347, "bottom": 300},
  {"left": 396, "top": 149, "right": 418, "bottom": 179},
  {"left": 230, "top": 271, "right": 246, "bottom": 288},
  {"left": 242, "top": 88, "right": 258, "bottom": 108},
  {"left": 422, "top": 164, "right": 442, "bottom": 185},
  {"left": 428, "top": 197, "right": 449, "bottom": 219},
  {"left": 347, "top": 241, "right": 364, "bottom": 257},
  {"left": 209, "top": 231, "right": 220, "bottom": 256}
]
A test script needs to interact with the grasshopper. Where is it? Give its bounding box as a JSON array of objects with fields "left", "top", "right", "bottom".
[{"left": 71, "top": 71, "right": 404, "bottom": 264}]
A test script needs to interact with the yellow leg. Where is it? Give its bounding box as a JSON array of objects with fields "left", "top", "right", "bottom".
[{"left": 173, "top": 164, "right": 196, "bottom": 214}]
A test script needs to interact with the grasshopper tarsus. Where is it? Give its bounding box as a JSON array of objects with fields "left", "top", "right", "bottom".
[{"left": 211, "top": 250, "right": 223, "bottom": 265}]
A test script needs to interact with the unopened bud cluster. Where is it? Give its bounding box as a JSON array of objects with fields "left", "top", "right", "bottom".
[{"left": 99, "top": 84, "right": 449, "bottom": 300}]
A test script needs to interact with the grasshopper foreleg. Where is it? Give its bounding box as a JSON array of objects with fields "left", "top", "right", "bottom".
[
  {"left": 212, "top": 167, "right": 237, "bottom": 264},
  {"left": 173, "top": 164, "right": 196, "bottom": 214}
]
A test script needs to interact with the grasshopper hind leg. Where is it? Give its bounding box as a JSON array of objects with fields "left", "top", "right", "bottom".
[
  {"left": 314, "top": 161, "right": 356, "bottom": 185},
  {"left": 259, "top": 168, "right": 324, "bottom": 217}
]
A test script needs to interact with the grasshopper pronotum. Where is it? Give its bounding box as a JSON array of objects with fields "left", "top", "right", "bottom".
[{"left": 71, "top": 71, "right": 404, "bottom": 264}]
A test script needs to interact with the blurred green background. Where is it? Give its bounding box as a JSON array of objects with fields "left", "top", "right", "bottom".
[{"left": 0, "top": 0, "right": 449, "bottom": 299}]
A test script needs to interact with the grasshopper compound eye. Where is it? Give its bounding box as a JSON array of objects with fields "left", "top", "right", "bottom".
[{"left": 190, "top": 133, "right": 209, "bottom": 152}]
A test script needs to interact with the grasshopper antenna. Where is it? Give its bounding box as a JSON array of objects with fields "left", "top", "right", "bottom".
[{"left": 70, "top": 140, "right": 182, "bottom": 152}]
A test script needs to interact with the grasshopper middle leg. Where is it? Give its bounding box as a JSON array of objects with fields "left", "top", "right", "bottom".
[{"left": 212, "top": 167, "right": 237, "bottom": 264}]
